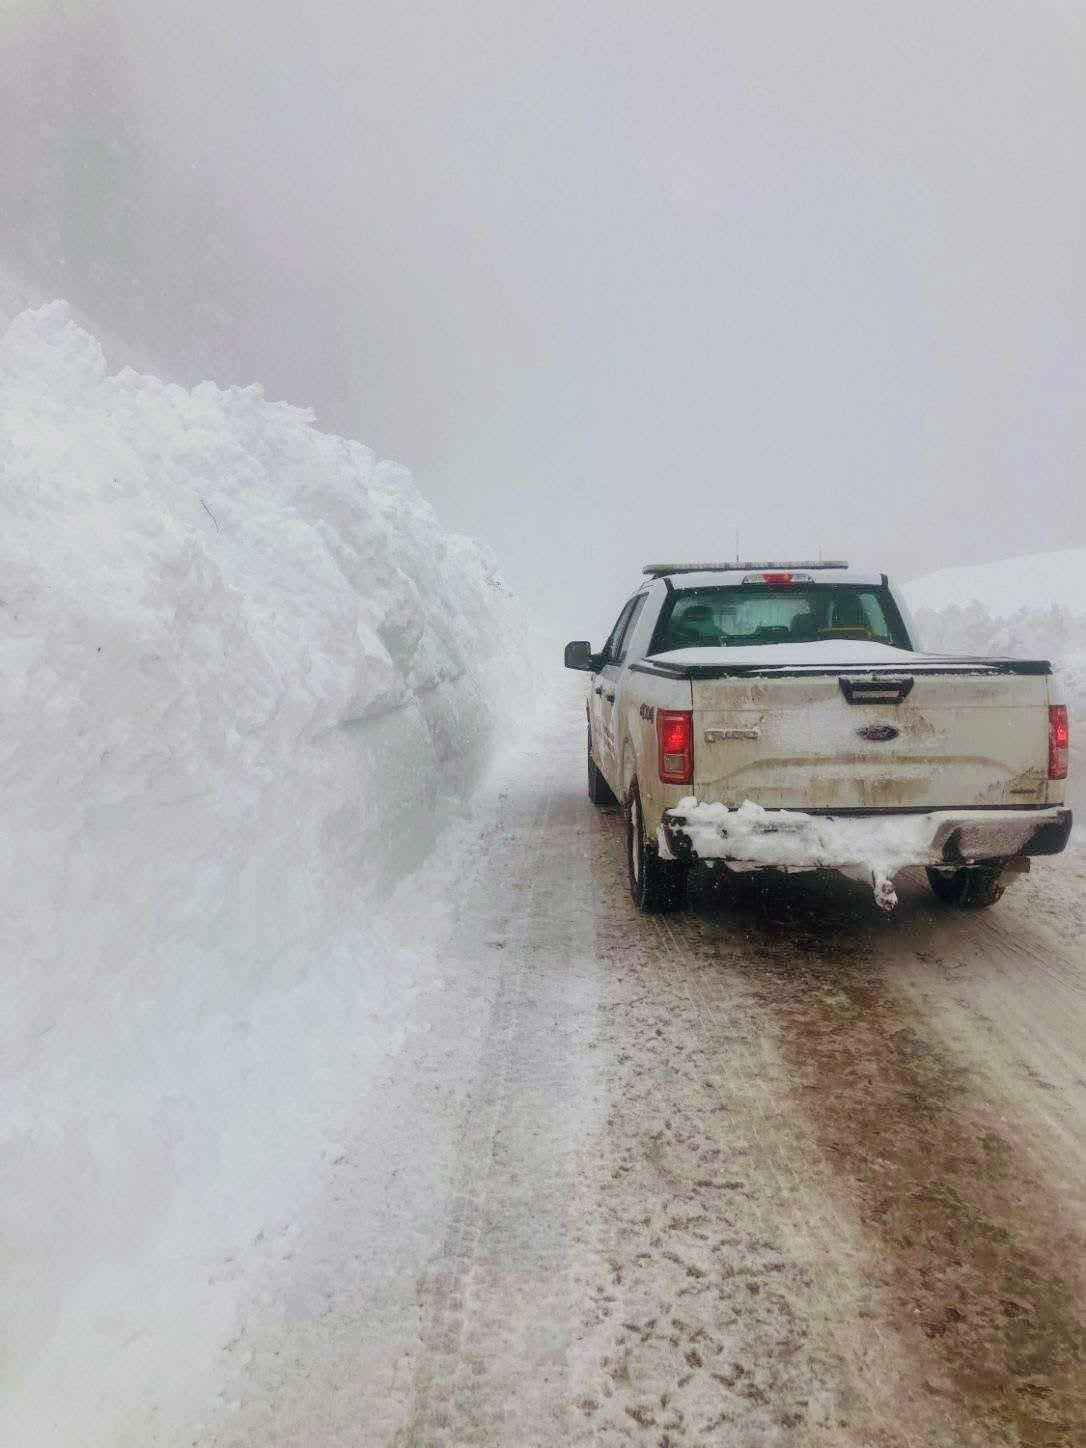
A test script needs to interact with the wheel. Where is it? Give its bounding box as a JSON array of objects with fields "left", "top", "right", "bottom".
[
  {"left": 926, "top": 861, "right": 1006, "bottom": 909},
  {"left": 626, "top": 780, "right": 688, "bottom": 913},
  {"left": 588, "top": 726, "right": 617, "bottom": 807}
]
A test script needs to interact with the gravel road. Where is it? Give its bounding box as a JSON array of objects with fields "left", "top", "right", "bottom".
[{"left": 203, "top": 685, "right": 1086, "bottom": 1448}]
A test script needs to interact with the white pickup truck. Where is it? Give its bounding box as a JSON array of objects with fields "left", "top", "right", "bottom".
[{"left": 565, "top": 562, "right": 1072, "bottom": 914}]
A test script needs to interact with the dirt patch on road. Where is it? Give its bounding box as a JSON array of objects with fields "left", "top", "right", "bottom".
[{"left": 714, "top": 873, "right": 1086, "bottom": 1447}]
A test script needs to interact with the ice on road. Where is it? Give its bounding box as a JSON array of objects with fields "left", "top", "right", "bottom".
[{"left": 199, "top": 680, "right": 1086, "bottom": 1448}]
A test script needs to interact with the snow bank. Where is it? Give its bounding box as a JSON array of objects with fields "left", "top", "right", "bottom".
[
  {"left": 0, "top": 303, "right": 531, "bottom": 1443},
  {"left": 905, "top": 555, "right": 1085, "bottom": 821}
]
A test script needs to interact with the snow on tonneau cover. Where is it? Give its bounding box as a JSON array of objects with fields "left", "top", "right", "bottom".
[{"left": 650, "top": 639, "right": 1052, "bottom": 812}]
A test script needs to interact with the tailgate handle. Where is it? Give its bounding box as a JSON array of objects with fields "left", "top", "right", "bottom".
[{"left": 839, "top": 675, "right": 914, "bottom": 705}]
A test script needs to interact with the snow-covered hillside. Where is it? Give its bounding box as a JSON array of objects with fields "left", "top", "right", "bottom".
[
  {"left": 0, "top": 303, "right": 532, "bottom": 1444},
  {"left": 905, "top": 552, "right": 1085, "bottom": 816},
  {"left": 907, "top": 548, "right": 1086, "bottom": 618}
]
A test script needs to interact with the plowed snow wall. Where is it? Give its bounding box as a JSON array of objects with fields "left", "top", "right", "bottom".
[{"left": 0, "top": 302, "right": 530, "bottom": 1438}]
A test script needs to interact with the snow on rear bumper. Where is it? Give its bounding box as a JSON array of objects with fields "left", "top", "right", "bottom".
[{"left": 659, "top": 801, "right": 1073, "bottom": 872}]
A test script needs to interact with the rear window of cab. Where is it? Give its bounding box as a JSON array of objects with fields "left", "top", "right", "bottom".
[{"left": 650, "top": 584, "right": 910, "bottom": 653}]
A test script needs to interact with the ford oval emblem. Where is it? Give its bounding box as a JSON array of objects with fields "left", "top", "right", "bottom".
[{"left": 857, "top": 723, "right": 899, "bottom": 742}]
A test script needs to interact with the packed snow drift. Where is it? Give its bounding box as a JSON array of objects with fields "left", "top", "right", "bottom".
[
  {"left": 906, "top": 553, "right": 1085, "bottom": 818},
  {"left": 0, "top": 303, "right": 531, "bottom": 1443}
]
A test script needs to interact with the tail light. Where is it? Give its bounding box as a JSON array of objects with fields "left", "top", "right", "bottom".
[
  {"left": 1049, "top": 705, "right": 1069, "bottom": 780},
  {"left": 657, "top": 709, "right": 693, "bottom": 784}
]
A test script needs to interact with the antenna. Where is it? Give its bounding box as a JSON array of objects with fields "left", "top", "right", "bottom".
[{"left": 735, "top": 528, "right": 740, "bottom": 564}]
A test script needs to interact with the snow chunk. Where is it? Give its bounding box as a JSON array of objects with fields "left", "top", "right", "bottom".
[{"left": 663, "top": 799, "right": 940, "bottom": 911}]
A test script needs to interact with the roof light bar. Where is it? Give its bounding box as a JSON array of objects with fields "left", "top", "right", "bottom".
[{"left": 642, "top": 560, "right": 849, "bottom": 577}]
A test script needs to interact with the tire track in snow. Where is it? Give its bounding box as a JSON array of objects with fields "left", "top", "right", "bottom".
[
  {"left": 653, "top": 907, "right": 933, "bottom": 1447},
  {"left": 399, "top": 781, "right": 604, "bottom": 1446},
  {"left": 565, "top": 811, "right": 907, "bottom": 1448},
  {"left": 695, "top": 865, "right": 1086, "bottom": 1448}
]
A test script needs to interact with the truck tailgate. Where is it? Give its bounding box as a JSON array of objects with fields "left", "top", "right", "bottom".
[{"left": 691, "top": 667, "right": 1051, "bottom": 810}]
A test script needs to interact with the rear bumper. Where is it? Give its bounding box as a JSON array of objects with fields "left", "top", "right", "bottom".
[{"left": 660, "top": 804, "right": 1073, "bottom": 871}]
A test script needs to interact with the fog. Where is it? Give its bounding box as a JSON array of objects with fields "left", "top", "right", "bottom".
[{"left": 4, "top": 0, "right": 1084, "bottom": 636}]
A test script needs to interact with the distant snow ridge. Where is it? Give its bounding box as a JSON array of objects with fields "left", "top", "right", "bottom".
[
  {"left": 0, "top": 302, "right": 530, "bottom": 1444},
  {"left": 906, "top": 548, "right": 1086, "bottom": 619},
  {"left": 905, "top": 554, "right": 1085, "bottom": 817}
]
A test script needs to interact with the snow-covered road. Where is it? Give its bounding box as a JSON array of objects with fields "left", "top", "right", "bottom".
[{"left": 198, "top": 678, "right": 1086, "bottom": 1448}]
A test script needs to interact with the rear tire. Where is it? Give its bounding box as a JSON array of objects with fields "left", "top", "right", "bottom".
[
  {"left": 588, "top": 727, "right": 617, "bottom": 807},
  {"left": 926, "top": 862, "right": 1006, "bottom": 910},
  {"left": 626, "top": 780, "right": 687, "bottom": 913}
]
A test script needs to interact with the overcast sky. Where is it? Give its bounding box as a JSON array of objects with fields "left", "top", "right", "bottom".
[{"left": 51, "top": 2, "right": 1086, "bottom": 633}]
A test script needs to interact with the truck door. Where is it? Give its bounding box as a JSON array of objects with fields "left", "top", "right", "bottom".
[
  {"left": 596, "top": 593, "right": 649, "bottom": 789},
  {"left": 592, "top": 598, "right": 634, "bottom": 784}
]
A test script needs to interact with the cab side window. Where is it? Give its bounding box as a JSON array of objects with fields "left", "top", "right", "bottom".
[
  {"left": 614, "top": 593, "right": 648, "bottom": 664},
  {"left": 602, "top": 597, "right": 637, "bottom": 664}
]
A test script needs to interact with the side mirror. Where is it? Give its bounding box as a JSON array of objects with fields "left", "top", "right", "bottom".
[{"left": 564, "top": 640, "right": 595, "bottom": 671}]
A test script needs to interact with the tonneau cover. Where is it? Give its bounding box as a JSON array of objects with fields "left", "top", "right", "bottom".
[{"left": 638, "top": 640, "right": 1050, "bottom": 678}]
